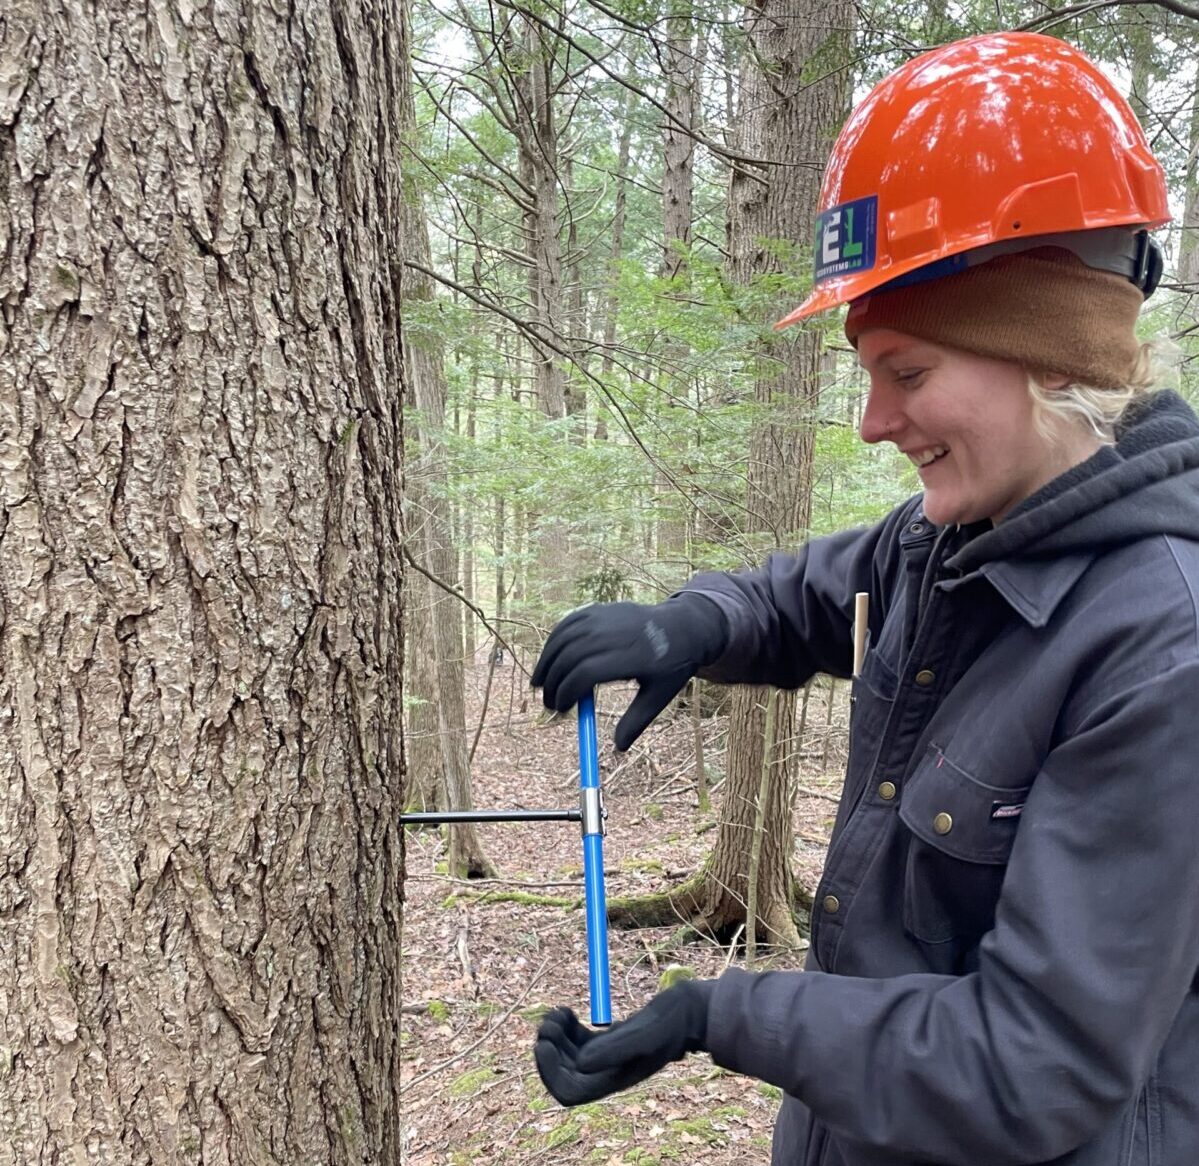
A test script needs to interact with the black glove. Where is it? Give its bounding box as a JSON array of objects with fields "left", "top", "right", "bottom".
[
  {"left": 531, "top": 595, "right": 728, "bottom": 750},
  {"left": 534, "top": 980, "right": 715, "bottom": 1107}
]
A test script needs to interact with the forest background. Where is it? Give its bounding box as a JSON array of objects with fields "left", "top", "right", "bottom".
[
  {"left": 400, "top": 0, "right": 1199, "bottom": 1162},
  {"left": 0, "top": 0, "right": 1196, "bottom": 1163}
]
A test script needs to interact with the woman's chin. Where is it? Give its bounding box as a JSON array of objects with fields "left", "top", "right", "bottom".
[{"left": 921, "top": 492, "right": 982, "bottom": 527}]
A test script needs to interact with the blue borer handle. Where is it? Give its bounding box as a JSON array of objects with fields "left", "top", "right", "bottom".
[{"left": 577, "top": 693, "right": 612, "bottom": 1026}]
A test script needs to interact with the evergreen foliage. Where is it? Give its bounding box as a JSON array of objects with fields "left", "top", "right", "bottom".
[{"left": 404, "top": 0, "right": 1199, "bottom": 626}]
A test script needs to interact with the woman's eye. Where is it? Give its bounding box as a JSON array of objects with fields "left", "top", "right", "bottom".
[{"left": 895, "top": 370, "right": 925, "bottom": 386}]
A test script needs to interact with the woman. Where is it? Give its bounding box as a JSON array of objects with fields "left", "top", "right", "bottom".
[{"left": 530, "top": 32, "right": 1199, "bottom": 1166}]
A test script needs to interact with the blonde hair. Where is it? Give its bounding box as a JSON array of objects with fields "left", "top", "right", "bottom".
[{"left": 1027, "top": 338, "right": 1179, "bottom": 443}]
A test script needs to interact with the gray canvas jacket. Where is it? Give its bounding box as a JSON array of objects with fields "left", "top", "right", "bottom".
[{"left": 682, "top": 391, "right": 1199, "bottom": 1166}]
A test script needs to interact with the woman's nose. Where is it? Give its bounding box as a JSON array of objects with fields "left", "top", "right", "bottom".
[{"left": 859, "top": 383, "right": 902, "bottom": 445}]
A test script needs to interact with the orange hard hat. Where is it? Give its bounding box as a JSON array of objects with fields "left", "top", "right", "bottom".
[{"left": 776, "top": 32, "right": 1171, "bottom": 328}]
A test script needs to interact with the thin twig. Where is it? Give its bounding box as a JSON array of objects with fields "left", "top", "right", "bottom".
[
  {"left": 794, "top": 784, "right": 841, "bottom": 803},
  {"left": 1019, "top": 0, "right": 1199, "bottom": 28},
  {"left": 723, "top": 923, "right": 745, "bottom": 973},
  {"left": 399, "top": 958, "right": 551, "bottom": 1095},
  {"left": 469, "top": 639, "right": 501, "bottom": 763},
  {"left": 404, "top": 544, "right": 532, "bottom": 679}
]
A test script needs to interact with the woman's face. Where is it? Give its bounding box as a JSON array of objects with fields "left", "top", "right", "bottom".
[{"left": 856, "top": 329, "right": 1101, "bottom": 525}]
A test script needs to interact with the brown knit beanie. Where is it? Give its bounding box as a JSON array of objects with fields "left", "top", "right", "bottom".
[{"left": 843, "top": 249, "right": 1143, "bottom": 389}]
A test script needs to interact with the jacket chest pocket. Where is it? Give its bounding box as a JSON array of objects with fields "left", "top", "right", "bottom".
[{"left": 899, "top": 747, "right": 1029, "bottom": 967}]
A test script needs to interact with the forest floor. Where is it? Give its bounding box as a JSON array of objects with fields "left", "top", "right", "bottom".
[{"left": 400, "top": 650, "right": 850, "bottom": 1166}]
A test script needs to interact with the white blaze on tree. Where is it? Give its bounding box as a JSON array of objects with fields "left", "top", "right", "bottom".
[{"left": 0, "top": 2, "right": 406, "bottom": 1161}]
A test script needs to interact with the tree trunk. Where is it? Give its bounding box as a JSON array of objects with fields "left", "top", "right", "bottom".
[
  {"left": 403, "top": 507, "right": 446, "bottom": 811},
  {"left": 1178, "top": 55, "right": 1199, "bottom": 318},
  {"left": 1126, "top": 11, "right": 1155, "bottom": 127},
  {"left": 746, "top": 689, "right": 779, "bottom": 965},
  {"left": 563, "top": 151, "right": 587, "bottom": 424},
  {"left": 462, "top": 392, "right": 477, "bottom": 661},
  {"left": 663, "top": 5, "right": 697, "bottom": 283},
  {"left": 654, "top": 6, "right": 699, "bottom": 588},
  {"left": 0, "top": 2, "right": 406, "bottom": 1161},
  {"left": 610, "top": 0, "right": 852, "bottom": 943},
  {"left": 401, "top": 28, "right": 494, "bottom": 880},
  {"left": 597, "top": 51, "right": 640, "bottom": 441},
  {"left": 512, "top": 15, "right": 571, "bottom": 608}
]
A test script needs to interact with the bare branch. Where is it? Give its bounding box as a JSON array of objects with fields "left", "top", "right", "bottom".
[
  {"left": 1019, "top": 0, "right": 1199, "bottom": 31},
  {"left": 403, "top": 543, "right": 532, "bottom": 679}
]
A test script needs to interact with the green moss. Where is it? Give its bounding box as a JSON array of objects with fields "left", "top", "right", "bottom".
[
  {"left": 443, "top": 889, "right": 580, "bottom": 909},
  {"left": 757, "top": 1082, "right": 783, "bottom": 1101},
  {"left": 713, "top": 1104, "right": 749, "bottom": 1118},
  {"left": 645, "top": 803, "right": 665, "bottom": 821},
  {"left": 448, "top": 1065, "right": 499, "bottom": 1097},
  {"left": 621, "top": 857, "right": 664, "bottom": 874},
  {"left": 427, "top": 999, "right": 450, "bottom": 1023},
  {"left": 544, "top": 1118, "right": 582, "bottom": 1148},
  {"left": 666, "top": 1115, "right": 727, "bottom": 1145},
  {"left": 656, "top": 964, "right": 697, "bottom": 991},
  {"left": 337, "top": 1104, "right": 361, "bottom": 1147}
]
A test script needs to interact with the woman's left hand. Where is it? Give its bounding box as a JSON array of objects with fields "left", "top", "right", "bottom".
[{"left": 533, "top": 980, "right": 714, "bottom": 1106}]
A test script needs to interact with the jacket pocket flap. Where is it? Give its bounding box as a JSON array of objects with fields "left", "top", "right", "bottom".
[
  {"left": 899, "top": 747, "right": 1030, "bottom": 865},
  {"left": 857, "top": 633, "right": 899, "bottom": 700}
]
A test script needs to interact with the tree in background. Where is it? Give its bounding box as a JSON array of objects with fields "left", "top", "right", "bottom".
[
  {"left": 402, "top": 5, "right": 495, "bottom": 876},
  {"left": 710, "top": 0, "right": 854, "bottom": 947},
  {"left": 0, "top": 2, "right": 406, "bottom": 1159},
  {"left": 609, "top": 0, "right": 854, "bottom": 943}
]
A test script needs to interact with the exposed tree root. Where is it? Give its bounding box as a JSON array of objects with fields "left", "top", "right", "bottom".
[{"left": 607, "top": 864, "right": 807, "bottom": 950}]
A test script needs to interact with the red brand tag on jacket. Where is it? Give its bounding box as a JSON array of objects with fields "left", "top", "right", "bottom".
[{"left": 990, "top": 802, "right": 1025, "bottom": 820}]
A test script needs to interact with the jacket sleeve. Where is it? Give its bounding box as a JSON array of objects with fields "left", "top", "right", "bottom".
[
  {"left": 705, "top": 659, "right": 1199, "bottom": 1164},
  {"left": 678, "top": 498, "right": 920, "bottom": 690}
]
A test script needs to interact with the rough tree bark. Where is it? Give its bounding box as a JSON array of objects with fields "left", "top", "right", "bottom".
[
  {"left": 515, "top": 14, "right": 573, "bottom": 607},
  {"left": 0, "top": 2, "right": 406, "bottom": 1162},
  {"left": 662, "top": 4, "right": 697, "bottom": 284},
  {"left": 654, "top": 3, "right": 700, "bottom": 588},
  {"left": 595, "top": 52, "right": 641, "bottom": 443},
  {"left": 706, "top": 0, "right": 853, "bottom": 947}
]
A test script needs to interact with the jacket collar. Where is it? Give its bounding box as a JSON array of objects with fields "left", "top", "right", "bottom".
[
  {"left": 946, "top": 552, "right": 1095, "bottom": 627},
  {"left": 899, "top": 506, "right": 1095, "bottom": 626}
]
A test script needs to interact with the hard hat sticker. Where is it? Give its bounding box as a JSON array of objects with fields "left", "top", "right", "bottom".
[{"left": 814, "top": 196, "right": 878, "bottom": 284}]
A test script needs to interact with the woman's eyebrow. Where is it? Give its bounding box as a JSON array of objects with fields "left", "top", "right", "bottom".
[{"left": 859, "top": 343, "right": 908, "bottom": 372}]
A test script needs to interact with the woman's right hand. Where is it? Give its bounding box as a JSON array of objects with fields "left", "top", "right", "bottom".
[{"left": 530, "top": 595, "right": 728, "bottom": 751}]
